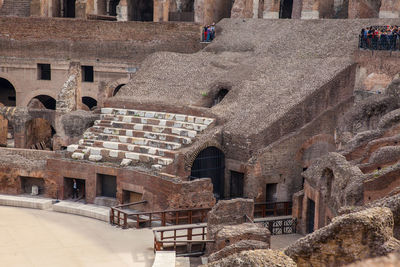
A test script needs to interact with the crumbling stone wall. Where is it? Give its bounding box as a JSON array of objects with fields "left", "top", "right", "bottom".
[
  {"left": 0, "top": 0, "right": 31, "bottom": 16},
  {"left": 56, "top": 62, "right": 82, "bottom": 113},
  {"left": 285, "top": 207, "right": 400, "bottom": 267},
  {"left": 203, "top": 249, "right": 297, "bottom": 267},
  {"left": 0, "top": 148, "right": 60, "bottom": 198}
]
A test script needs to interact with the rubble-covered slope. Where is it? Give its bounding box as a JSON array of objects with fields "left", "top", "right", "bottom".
[{"left": 115, "top": 18, "right": 400, "bottom": 139}]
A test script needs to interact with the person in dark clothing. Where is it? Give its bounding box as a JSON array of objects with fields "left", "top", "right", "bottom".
[{"left": 72, "top": 179, "right": 78, "bottom": 199}]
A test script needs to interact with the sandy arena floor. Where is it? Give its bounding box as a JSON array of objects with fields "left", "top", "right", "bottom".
[{"left": 0, "top": 206, "right": 155, "bottom": 267}]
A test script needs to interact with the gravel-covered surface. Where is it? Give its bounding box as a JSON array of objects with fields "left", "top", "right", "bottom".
[{"left": 115, "top": 18, "right": 400, "bottom": 137}]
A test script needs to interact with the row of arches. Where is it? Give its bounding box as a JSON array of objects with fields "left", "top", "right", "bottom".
[
  {"left": 0, "top": 77, "right": 99, "bottom": 110},
  {"left": 0, "top": 77, "right": 126, "bottom": 109}
]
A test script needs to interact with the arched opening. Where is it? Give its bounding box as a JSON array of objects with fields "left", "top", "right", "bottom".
[
  {"left": 82, "top": 96, "right": 98, "bottom": 110},
  {"left": 25, "top": 118, "right": 55, "bottom": 150},
  {"left": 168, "top": 0, "right": 195, "bottom": 21},
  {"left": 190, "top": 147, "right": 225, "bottom": 200},
  {"left": 279, "top": 0, "right": 293, "bottom": 18},
  {"left": 109, "top": 0, "right": 120, "bottom": 16},
  {"left": 28, "top": 95, "right": 56, "bottom": 110},
  {"left": 113, "top": 84, "right": 125, "bottom": 96},
  {"left": 129, "top": 0, "right": 153, "bottom": 21},
  {"left": 0, "top": 78, "right": 16, "bottom": 106},
  {"left": 64, "top": 0, "right": 76, "bottom": 17},
  {"left": 213, "top": 88, "right": 229, "bottom": 106}
]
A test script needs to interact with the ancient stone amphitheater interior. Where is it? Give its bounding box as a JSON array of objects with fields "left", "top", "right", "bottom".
[{"left": 2, "top": 0, "right": 400, "bottom": 266}]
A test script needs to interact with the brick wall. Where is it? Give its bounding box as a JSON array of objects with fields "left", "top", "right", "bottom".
[
  {"left": 0, "top": 0, "right": 31, "bottom": 17},
  {"left": 0, "top": 17, "right": 203, "bottom": 63}
]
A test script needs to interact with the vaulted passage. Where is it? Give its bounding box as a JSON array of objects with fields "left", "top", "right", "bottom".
[
  {"left": 279, "top": 0, "right": 293, "bottom": 18},
  {"left": 109, "top": 0, "right": 121, "bottom": 16},
  {"left": 64, "top": 0, "right": 76, "bottom": 18},
  {"left": 0, "top": 78, "right": 16, "bottom": 106},
  {"left": 28, "top": 95, "right": 56, "bottom": 110},
  {"left": 129, "top": 0, "right": 153, "bottom": 21},
  {"left": 190, "top": 147, "right": 225, "bottom": 200},
  {"left": 82, "top": 96, "right": 97, "bottom": 110}
]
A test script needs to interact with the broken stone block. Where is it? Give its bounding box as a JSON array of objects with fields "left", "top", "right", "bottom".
[
  {"left": 120, "top": 158, "right": 132, "bottom": 167},
  {"left": 89, "top": 155, "right": 102, "bottom": 162},
  {"left": 213, "top": 223, "right": 270, "bottom": 252},
  {"left": 285, "top": 207, "right": 400, "bottom": 266},
  {"left": 202, "top": 249, "right": 296, "bottom": 267},
  {"left": 208, "top": 239, "right": 270, "bottom": 263}
]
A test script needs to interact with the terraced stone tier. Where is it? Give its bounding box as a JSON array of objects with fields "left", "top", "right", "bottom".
[
  {"left": 0, "top": 194, "right": 53, "bottom": 210},
  {"left": 67, "top": 108, "right": 215, "bottom": 169}
]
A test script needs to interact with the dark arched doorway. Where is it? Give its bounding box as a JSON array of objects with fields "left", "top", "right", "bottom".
[
  {"left": 190, "top": 147, "right": 225, "bottom": 200},
  {"left": 64, "top": 0, "right": 76, "bottom": 17},
  {"left": 109, "top": 0, "right": 120, "bottom": 16},
  {"left": 129, "top": 0, "right": 153, "bottom": 21},
  {"left": 82, "top": 96, "right": 97, "bottom": 110},
  {"left": 28, "top": 95, "right": 56, "bottom": 110},
  {"left": 113, "top": 84, "right": 125, "bottom": 96},
  {"left": 279, "top": 0, "right": 293, "bottom": 18},
  {"left": 213, "top": 88, "right": 229, "bottom": 107},
  {"left": 0, "top": 78, "right": 16, "bottom": 106}
]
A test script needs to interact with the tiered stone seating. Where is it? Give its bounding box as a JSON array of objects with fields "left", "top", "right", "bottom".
[
  {"left": 67, "top": 108, "right": 214, "bottom": 169},
  {"left": 0, "top": 194, "right": 53, "bottom": 210},
  {"left": 53, "top": 201, "right": 110, "bottom": 222}
]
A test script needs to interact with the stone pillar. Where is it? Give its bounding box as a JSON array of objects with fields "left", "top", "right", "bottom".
[
  {"left": 56, "top": 62, "right": 82, "bottom": 113},
  {"left": 263, "top": 0, "right": 279, "bottom": 19},
  {"left": 0, "top": 114, "right": 7, "bottom": 147},
  {"left": 231, "top": 0, "right": 254, "bottom": 19},
  {"left": 301, "top": 0, "right": 319, "bottom": 19},
  {"left": 292, "top": 0, "right": 303, "bottom": 18},
  {"left": 348, "top": 0, "right": 380, "bottom": 18},
  {"left": 379, "top": 0, "right": 400, "bottom": 18},
  {"left": 116, "top": 0, "right": 128, "bottom": 20},
  {"left": 154, "top": 0, "right": 169, "bottom": 21}
]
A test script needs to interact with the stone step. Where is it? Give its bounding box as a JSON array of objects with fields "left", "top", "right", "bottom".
[
  {"left": 89, "top": 140, "right": 177, "bottom": 159},
  {"left": 100, "top": 114, "right": 209, "bottom": 132},
  {"left": 71, "top": 147, "right": 174, "bottom": 166},
  {"left": 53, "top": 201, "right": 110, "bottom": 222},
  {"left": 86, "top": 126, "right": 192, "bottom": 145},
  {"left": 94, "top": 121, "right": 198, "bottom": 138},
  {"left": 0, "top": 194, "right": 53, "bottom": 210},
  {"left": 93, "top": 133, "right": 182, "bottom": 150},
  {"left": 101, "top": 108, "right": 214, "bottom": 126}
]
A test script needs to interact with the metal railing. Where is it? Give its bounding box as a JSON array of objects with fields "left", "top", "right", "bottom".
[
  {"left": 110, "top": 200, "right": 148, "bottom": 228},
  {"left": 153, "top": 223, "right": 213, "bottom": 256},
  {"left": 111, "top": 200, "right": 293, "bottom": 229},
  {"left": 253, "top": 201, "right": 292, "bottom": 218},
  {"left": 110, "top": 204, "right": 211, "bottom": 229},
  {"left": 255, "top": 216, "right": 297, "bottom": 235}
]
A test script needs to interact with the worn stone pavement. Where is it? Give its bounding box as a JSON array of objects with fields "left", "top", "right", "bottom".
[{"left": 0, "top": 206, "right": 154, "bottom": 267}]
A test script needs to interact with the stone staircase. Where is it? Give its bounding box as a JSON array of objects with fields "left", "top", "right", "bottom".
[{"left": 67, "top": 108, "right": 214, "bottom": 169}]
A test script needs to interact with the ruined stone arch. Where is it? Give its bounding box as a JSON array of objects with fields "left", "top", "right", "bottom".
[
  {"left": 189, "top": 144, "right": 225, "bottom": 200},
  {"left": 102, "top": 78, "right": 129, "bottom": 99},
  {"left": 21, "top": 90, "right": 57, "bottom": 108},
  {"left": 0, "top": 77, "right": 16, "bottom": 107},
  {"left": 82, "top": 96, "right": 98, "bottom": 110},
  {"left": 28, "top": 95, "right": 57, "bottom": 110},
  {"left": 185, "top": 140, "right": 225, "bottom": 170}
]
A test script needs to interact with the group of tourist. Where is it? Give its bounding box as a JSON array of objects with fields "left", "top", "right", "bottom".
[
  {"left": 203, "top": 23, "right": 216, "bottom": 42},
  {"left": 359, "top": 26, "right": 400, "bottom": 50}
]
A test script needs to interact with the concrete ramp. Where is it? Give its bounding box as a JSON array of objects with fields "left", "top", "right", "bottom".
[{"left": 152, "top": 251, "right": 176, "bottom": 267}]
